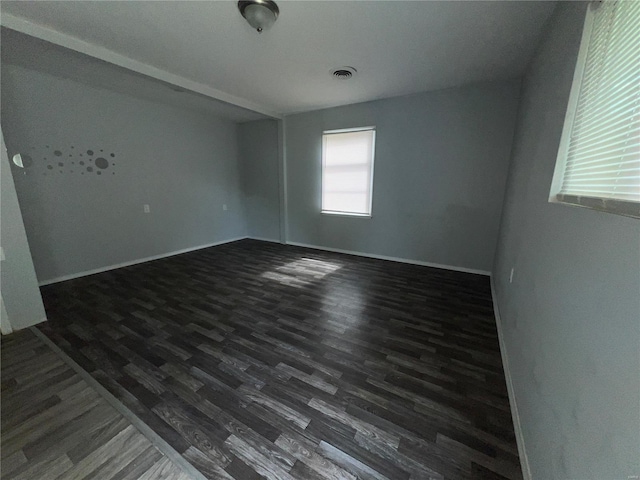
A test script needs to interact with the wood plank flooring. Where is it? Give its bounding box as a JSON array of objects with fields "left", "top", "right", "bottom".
[
  {"left": 38, "top": 239, "right": 523, "bottom": 480},
  {"left": 0, "top": 329, "right": 192, "bottom": 480}
]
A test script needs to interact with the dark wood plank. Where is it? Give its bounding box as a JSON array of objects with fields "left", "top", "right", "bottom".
[
  {"left": 37, "top": 239, "right": 523, "bottom": 480},
  {"left": 0, "top": 329, "right": 191, "bottom": 480}
]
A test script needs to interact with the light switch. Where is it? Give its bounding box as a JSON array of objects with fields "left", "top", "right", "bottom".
[
  {"left": 223, "top": 204, "right": 228, "bottom": 211},
  {"left": 143, "top": 204, "right": 150, "bottom": 213}
]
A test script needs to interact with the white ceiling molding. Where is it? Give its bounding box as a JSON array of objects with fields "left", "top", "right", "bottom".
[{"left": 0, "top": 13, "right": 282, "bottom": 119}]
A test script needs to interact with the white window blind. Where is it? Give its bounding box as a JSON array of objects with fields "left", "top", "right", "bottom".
[
  {"left": 551, "top": 0, "right": 640, "bottom": 217},
  {"left": 322, "top": 128, "right": 375, "bottom": 216}
]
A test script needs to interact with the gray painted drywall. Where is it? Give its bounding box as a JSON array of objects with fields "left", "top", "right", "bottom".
[
  {"left": 493, "top": 3, "right": 640, "bottom": 479},
  {"left": 0, "top": 129, "right": 46, "bottom": 330},
  {"left": 238, "top": 119, "right": 281, "bottom": 241},
  {"left": 284, "top": 80, "right": 521, "bottom": 272},
  {"left": 1, "top": 64, "right": 246, "bottom": 283}
]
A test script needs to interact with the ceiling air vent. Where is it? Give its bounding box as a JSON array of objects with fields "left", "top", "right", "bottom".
[{"left": 332, "top": 67, "right": 357, "bottom": 80}]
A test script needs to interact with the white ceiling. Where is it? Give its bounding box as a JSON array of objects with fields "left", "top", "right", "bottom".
[
  {"left": 0, "top": 1, "right": 556, "bottom": 119},
  {"left": 0, "top": 29, "right": 268, "bottom": 123}
]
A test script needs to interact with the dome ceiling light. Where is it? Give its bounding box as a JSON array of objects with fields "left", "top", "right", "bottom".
[{"left": 238, "top": 0, "right": 280, "bottom": 33}]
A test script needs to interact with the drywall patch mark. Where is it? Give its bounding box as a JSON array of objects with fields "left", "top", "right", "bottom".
[{"left": 95, "top": 157, "right": 108, "bottom": 169}]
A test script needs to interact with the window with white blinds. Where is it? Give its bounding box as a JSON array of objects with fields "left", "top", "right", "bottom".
[
  {"left": 321, "top": 127, "right": 376, "bottom": 216},
  {"left": 550, "top": 0, "right": 640, "bottom": 218}
]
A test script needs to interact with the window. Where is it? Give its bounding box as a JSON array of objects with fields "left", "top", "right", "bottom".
[
  {"left": 550, "top": 0, "right": 640, "bottom": 218},
  {"left": 321, "top": 127, "right": 376, "bottom": 217}
]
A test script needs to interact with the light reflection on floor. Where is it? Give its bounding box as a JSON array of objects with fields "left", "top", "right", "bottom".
[
  {"left": 260, "top": 256, "right": 368, "bottom": 331},
  {"left": 260, "top": 257, "right": 342, "bottom": 287}
]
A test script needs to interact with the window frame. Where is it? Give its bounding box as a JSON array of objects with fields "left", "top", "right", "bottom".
[
  {"left": 321, "top": 126, "right": 376, "bottom": 218},
  {"left": 549, "top": 2, "right": 640, "bottom": 219}
]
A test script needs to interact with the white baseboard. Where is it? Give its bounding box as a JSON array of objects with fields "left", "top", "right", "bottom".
[
  {"left": 247, "top": 236, "right": 282, "bottom": 244},
  {"left": 2, "top": 316, "right": 47, "bottom": 334},
  {"left": 490, "top": 278, "right": 532, "bottom": 480},
  {"left": 0, "top": 294, "right": 13, "bottom": 335},
  {"left": 285, "top": 241, "right": 491, "bottom": 276},
  {"left": 38, "top": 236, "right": 489, "bottom": 286},
  {"left": 38, "top": 236, "right": 247, "bottom": 286}
]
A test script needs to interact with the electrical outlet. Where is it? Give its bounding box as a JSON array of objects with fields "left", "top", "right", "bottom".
[
  {"left": 143, "top": 204, "right": 150, "bottom": 213},
  {"left": 509, "top": 268, "right": 515, "bottom": 284},
  {"left": 223, "top": 204, "right": 228, "bottom": 211}
]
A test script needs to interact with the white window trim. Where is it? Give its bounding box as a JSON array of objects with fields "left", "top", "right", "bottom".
[
  {"left": 549, "top": 2, "right": 640, "bottom": 219},
  {"left": 321, "top": 126, "right": 376, "bottom": 218}
]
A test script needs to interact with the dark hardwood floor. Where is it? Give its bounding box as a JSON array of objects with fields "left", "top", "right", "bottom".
[
  {"left": 39, "top": 239, "right": 522, "bottom": 480},
  {"left": 1, "top": 329, "right": 191, "bottom": 480}
]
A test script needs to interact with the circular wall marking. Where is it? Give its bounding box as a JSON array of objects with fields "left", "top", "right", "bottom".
[
  {"left": 87, "top": 166, "right": 93, "bottom": 172},
  {"left": 58, "top": 162, "right": 64, "bottom": 167},
  {"left": 47, "top": 165, "right": 53, "bottom": 170},
  {"left": 97, "top": 171, "right": 102, "bottom": 175},
  {"left": 54, "top": 150, "right": 62, "bottom": 156},
  {"left": 110, "top": 153, "right": 115, "bottom": 158},
  {"left": 79, "top": 161, "right": 85, "bottom": 165},
  {"left": 13, "top": 154, "right": 33, "bottom": 168},
  {"left": 87, "top": 150, "right": 94, "bottom": 156},
  {"left": 95, "top": 157, "right": 109, "bottom": 169}
]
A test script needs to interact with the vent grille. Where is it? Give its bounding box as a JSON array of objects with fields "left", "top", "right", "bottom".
[{"left": 332, "top": 67, "right": 357, "bottom": 80}]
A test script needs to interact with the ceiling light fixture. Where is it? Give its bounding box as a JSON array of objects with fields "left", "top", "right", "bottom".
[{"left": 238, "top": 0, "right": 279, "bottom": 33}]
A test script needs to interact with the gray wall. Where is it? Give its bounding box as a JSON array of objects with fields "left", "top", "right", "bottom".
[
  {"left": 493, "top": 3, "right": 640, "bottom": 479},
  {"left": 284, "top": 80, "right": 521, "bottom": 273},
  {"left": 0, "top": 129, "right": 46, "bottom": 330},
  {"left": 238, "top": 119, "right": 281, "bottom": 241},
  {"left": 1, "top": 64, "right": 247, "bottom": 284}
]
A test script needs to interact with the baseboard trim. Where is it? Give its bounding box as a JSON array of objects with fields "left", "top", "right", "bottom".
[
  {"left": 38, "top": 236, "right": 247, "bottom": 286},
  {"left": 490, "top": 278, "right": 532, "bottom": 480},
  {"left": 247, "top": 236, "right": 282, "bottom": 244},
  {"left": 285, "top": 241, "right": 491, "bottom": 276}
]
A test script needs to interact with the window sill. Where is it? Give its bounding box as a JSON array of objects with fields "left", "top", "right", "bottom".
[
  {"left": 551, "top": 194, "right": 640, "bottom": 219},
  {"left": 321, "top": 211, "right": 372, "bottom": 219}
]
